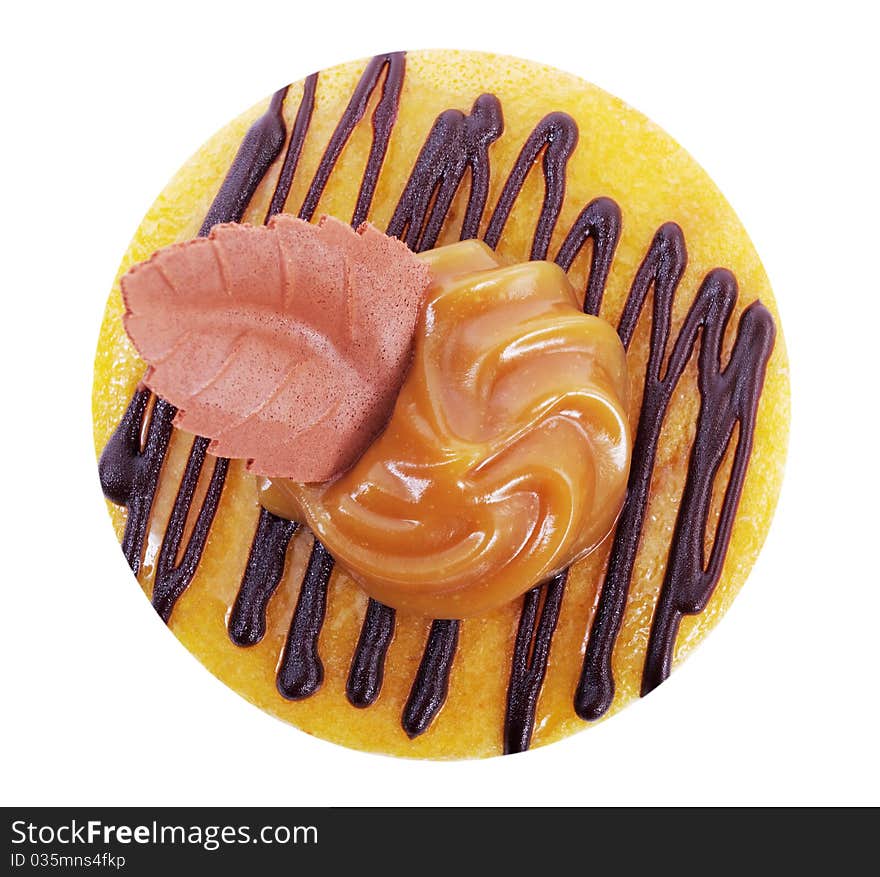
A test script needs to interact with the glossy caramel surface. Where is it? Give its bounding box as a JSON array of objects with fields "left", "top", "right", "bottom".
[{"left": 260, "top": 241, "right": 631, "bottom": 617}]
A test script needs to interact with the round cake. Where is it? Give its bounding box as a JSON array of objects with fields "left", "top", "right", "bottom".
[{"left": 92, "top": 50, "right": 789, "bottom": 758}]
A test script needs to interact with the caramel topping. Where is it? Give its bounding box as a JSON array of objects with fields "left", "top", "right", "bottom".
[{"left": 261, "top": 240, "right": 631, "bottom": 617}]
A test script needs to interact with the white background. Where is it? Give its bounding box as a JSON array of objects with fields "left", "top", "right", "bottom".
[{"left": 3, "top": 0, "right": 878, "bottom": 806}]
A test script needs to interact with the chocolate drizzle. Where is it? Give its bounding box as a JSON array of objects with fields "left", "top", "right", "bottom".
[
  {"left": 266, "top": 74, "right": 317, "bottom": 222},
  {"left": 484, "top": 112, "right": 578, "bottom": 259},
  {"left": 346, "top": 600, "right": 396, "bottom": 707},
  {"left": 299, "top": 53, "right": 404, "bottom": 226},
  {"left": 201, "top": 86, "right": 289, "bottom": 235},
  {"left": 388, "top": 94, "right": 503, "bottom": 251},
  {"left": 99, "top": 388, "right": 175, "bottom": 574},
  {"left": 555, "top": 196, "right": 622, "bottom": 316},
  {"left": 504, "top": 571, "right": 567, "bottom": 754},
  {"left": 152, "top": 437, "right": 229, "bottom": 622},
  {"left": 229, "top": 510, "right": 298, "bottom": 646},
  {"left": 277, "top": 540, "right": 333, "bottom": 700},
  {"left": 641, "top": 294, "right": 775, "bottom": 695},
  {"left": 99, "top": 53, "right": 777, "bottom": 754},
  {"left": 402, "top": 620, "right": 460, "bottom": 738}
]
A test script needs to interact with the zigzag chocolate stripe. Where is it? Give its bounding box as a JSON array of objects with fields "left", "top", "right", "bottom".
[
  {"left": 640, "top": 288, "right": 774, "bottom": 695},
  {"left": 574, "top": 225, "right": 775, "bottom": 720},
  {"left": 484, "top": 111, "right": 578, "bottom": 260}
]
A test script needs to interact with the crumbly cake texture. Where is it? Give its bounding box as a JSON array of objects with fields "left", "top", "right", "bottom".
[{"left": 93, "top": 50, "right": 789, "bottom": 758}]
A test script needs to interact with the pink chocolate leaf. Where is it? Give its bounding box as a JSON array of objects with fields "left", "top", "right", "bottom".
[{"left": 121, "top": 214, "right": 432, "bottom": 482}]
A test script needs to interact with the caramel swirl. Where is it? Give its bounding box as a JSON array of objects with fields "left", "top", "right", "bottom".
[{"left": 260, "top": 241, "right": 631, "bottom": 617}]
